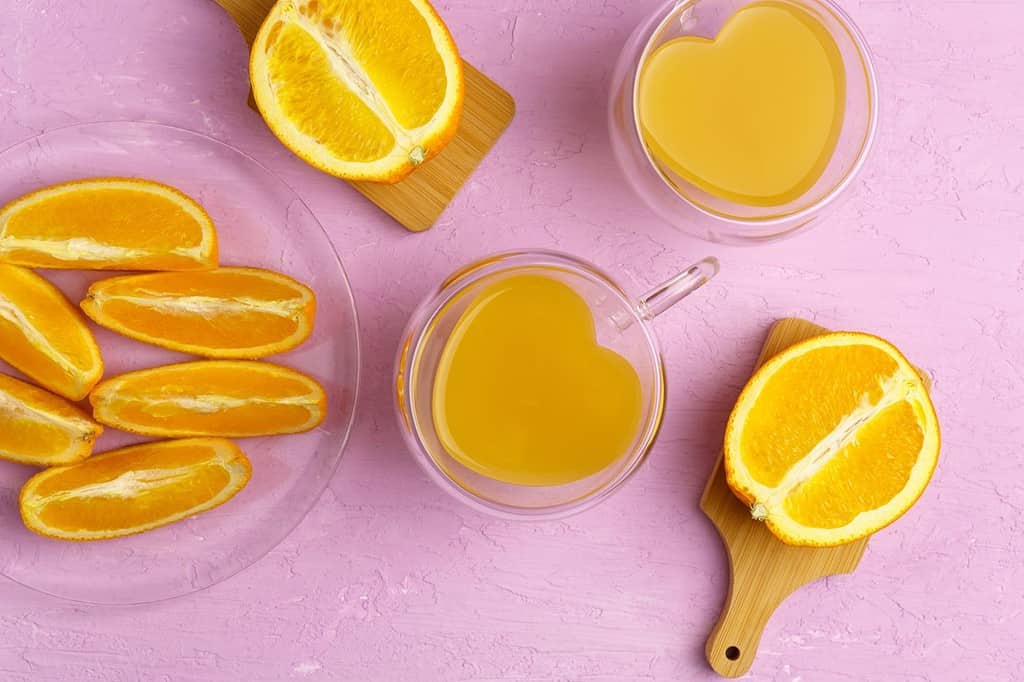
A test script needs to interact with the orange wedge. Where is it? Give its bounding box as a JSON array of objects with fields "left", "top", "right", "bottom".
[
  {"left": 80, "top": 267, "right": 316, "bottom": 358},
  {"left": 724, "top": 332, "right": 940, "bottom": 547},
  {"left": 0, "top": 373, "right": 103, "bottom": 466},
  {"left": 20, "top": 437, "right": 251, "bottom": 541},
  {"left": 0, "top": 264, "right": 103, "bottom": 400},
  {"left": 250, "top": 0, "right": 464, "bottom": 183},
  {"left": 0, "top": 178, "right": 217, "bottom": 271},
  {"left": 90, "top": 360, "right": 327, "bottom": 438}
]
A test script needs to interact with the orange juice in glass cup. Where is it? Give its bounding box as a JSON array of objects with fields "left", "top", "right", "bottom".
[
  {"left": 609, "top": 0, "right": 878, "bottom": 243},
  {"left": 394, "top": 250, "right": 718, "bottom": 518}
]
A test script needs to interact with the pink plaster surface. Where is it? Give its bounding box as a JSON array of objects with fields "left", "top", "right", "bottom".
[{"left": 0, "top": 0, "right": 1021, "bottom": 679}]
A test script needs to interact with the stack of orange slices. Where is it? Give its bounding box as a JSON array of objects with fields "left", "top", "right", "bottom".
[{"left": 0, "top": 177, "right": 326, "bottom": 541}]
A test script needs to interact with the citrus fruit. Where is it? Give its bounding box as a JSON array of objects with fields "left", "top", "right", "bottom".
[
  {"left": 90, "top": 360, "right": 327, "bottom": 438},
  {"left": 20, "top": 437, "right": 251, "bottom": 541},
  {"left": 724, "top": 332, "right": 940, "bottom": 547},
  {"left": 249, "top": 0, "right": 464, "bottom": 183},
  {"left": 0, "top": 264, "right": 103, "bottom": 400},
  {"left": 80, "top": 267, "right": 316, "bottom": 358},
  {"left": 0, "top": 178, "right": 217, "bottom": 271},
  {"left": 0, "top": 373, "right": 103, "bottom": 466}
]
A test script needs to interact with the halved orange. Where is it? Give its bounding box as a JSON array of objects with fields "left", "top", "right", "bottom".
[
  {"left": 80, "top": 267, "right": 316, "bottom": 358},
  {"left": 90, "top": 360, "right": 327, "bottom": 438},
  {"left": 724, "top": 332, "right": 940, "bottom": 547},
  {"left": 0, "top": 178, "right": 217, "bottom": 271},
  {"left": 20, "top": 437, "right": 251, "bottom": 541},
  {"left": 0, "top": 373, "right": 102, "bottom": 466},
  {"left": 250, "top": 0, "right": 464, "bottom": 183},
  {"left": 0, "top": 264, "right": 103, "bottom": 400}
]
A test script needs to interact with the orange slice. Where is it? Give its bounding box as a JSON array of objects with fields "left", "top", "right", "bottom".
[
  {"left": 250, "top": 0, "right": 464, "bottom": 183},
  {"left": 20, "top": 437, "right": 251, "bottom": 541},
  {"left": 80, "top": 267, "right": 316, "bottom": 358},
  {"left": 0, "top": 264, "right": 103, "bottom": 400},
  {"left": 0, "top": 373, "right": 102, "bottom": 466},
  {"left": 724, "top": 332, "right": 940, "bottom": 547},
  {"left": 90, "top": 360, "right": 327, "bottom": 438},
  {"left": 0, "top": 178, "right": 217, "bottom": 271}
]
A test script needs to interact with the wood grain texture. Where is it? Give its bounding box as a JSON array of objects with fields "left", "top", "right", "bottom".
[
  {"left": 214, "top": 0, "right": 515, "bottom": 232},
  {"left": 701, "top": 318, "right": 931, "bottom": 677},
  {"left": 215, "top": 0, "right": 270, "bottom": 39}
]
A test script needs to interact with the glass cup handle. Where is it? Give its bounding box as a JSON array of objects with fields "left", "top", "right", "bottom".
[{"left": 636, "top": 257, "right": 719, "bottom": 321}]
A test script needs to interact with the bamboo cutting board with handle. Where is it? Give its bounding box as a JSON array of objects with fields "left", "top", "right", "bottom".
[
  {"left": 701, "top": 318, "right": 931, "bottom": 677},
  {"left": 214, "top": 0, "right": 516, "bottom": 232}
]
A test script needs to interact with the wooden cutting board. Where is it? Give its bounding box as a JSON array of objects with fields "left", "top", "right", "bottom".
[
  {"left": 701, "top": 318, "right": 931, "bottom": 677},
  {"left": 214, "top": 0, "right": 516, "bottom": 232}
]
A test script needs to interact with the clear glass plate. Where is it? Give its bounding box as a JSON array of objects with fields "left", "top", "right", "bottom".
[{"left": 0, "top": 121, "right": 360, "bottom": 604}]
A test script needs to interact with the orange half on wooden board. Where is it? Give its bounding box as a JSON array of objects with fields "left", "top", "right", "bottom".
[
  {"left": 724, "top": 332, "right": 940, "bottom": 547},
  {"left": 0, "top": 177, "right": 217, "bottom": 271},
  {"left": 20, "top": 438, "right": 251, "bottom": 541},
  {"left": 249, "top": 0, "right": 464, "bottom": 183},
  {"left": 90, "top": 360, "right": 327, "bottom": 438},
  {"left": 0, "top": 264, "right": 103, "bottom": 401}
]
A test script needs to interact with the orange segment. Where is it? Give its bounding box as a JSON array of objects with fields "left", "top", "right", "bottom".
[
  {"left": 250, "top": 0, "right": 464, "bottom": 183},
  {"left": 90, "top": 360, "right": 327, "bottom": 438},
  {"left": 0, "top": 178, "right": 217, "bottom": 271},
  {"left": 265, "top": 23, "right": 396, "bottom": 163},
  {"left": 19, "top": 438, "right": 251, "bottom": 541},
  {"left": 724, "top": 332, "right": 940, "bottom": 547},
  {"left": 0, "top": 373, "right": 102, "bottom": 466},
  {"left": 0, "top": 264, "right": 103, "bottom": 400},
  {"left": 783, "top": 400, "right": 924, "bottom": 529},
  {"left": 336, "top": 0, "right": 449, "bottom": 129},
  {"left": 737, "top": 343, "right": 900, "bottom": 487},
  {"left": 80, "top": 267, "right": 316, "bottom": 358}
]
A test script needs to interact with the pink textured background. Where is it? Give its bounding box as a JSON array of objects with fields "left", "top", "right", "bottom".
[{"left": 1, "top": 0, "right": 1022, "bottom": 679}]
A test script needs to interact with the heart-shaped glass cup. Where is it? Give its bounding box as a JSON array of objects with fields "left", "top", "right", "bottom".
[
  {"left": 609, "top": 0, "right": 878, "bottom": 243},
  {"left": 394, "top": 250, "right": 718, "bottom": 518}
]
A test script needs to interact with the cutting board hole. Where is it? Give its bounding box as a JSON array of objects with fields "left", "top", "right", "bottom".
[{"left": 725, "top": 646, "right": 741, "bottom": 661}]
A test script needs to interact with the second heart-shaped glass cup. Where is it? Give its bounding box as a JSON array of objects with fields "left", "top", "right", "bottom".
[
  {"left": 609, "top": 0, "right": 878, "bottom": 243},
  {"left": 395, "top": 250, "right": 718, "bottom": 518}
]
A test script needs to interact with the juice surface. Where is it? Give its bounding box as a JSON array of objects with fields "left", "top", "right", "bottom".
[
  {"left": 637, "top": 1, "right": 846, "bottom": 206},
  {"left": 432, "top": 273, "right": 643, "bottom": 487}
]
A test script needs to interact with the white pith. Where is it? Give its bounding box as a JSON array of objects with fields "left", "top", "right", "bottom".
[
  {"left": 0, "top": 236, "right": 204, "bottom": 262},
  {"left": 89, "top": 290, "right": 306, "bottom": 319}
]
